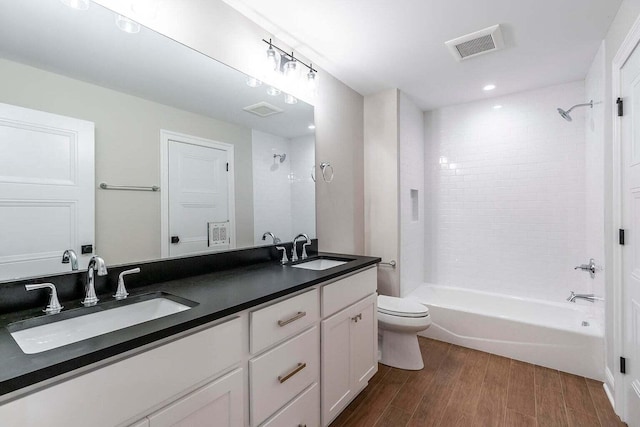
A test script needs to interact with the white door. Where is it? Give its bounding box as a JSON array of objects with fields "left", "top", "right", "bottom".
[
  {"left": 166, "top": 133, "right": 234, "bottom": 257},
  {"left": 0, "top": 102, "right": 94, "bottom": 280},
  {"left": 621, "top": 41, "right": 640, "bottom": 426},
  {"left": 147, "top": 368, "right": 244, "bottom": 427}
]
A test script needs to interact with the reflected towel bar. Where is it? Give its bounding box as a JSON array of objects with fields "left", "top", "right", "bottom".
[{"left": 99, "top": 182, "right": 160, "bottom": 192}]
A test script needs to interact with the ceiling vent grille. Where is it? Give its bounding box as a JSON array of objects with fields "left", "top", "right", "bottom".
[
  {"left": 445, "top": 24, "right": 504, "bottom": 61},
  {"left": 243, "top": 101, "right": 283, "bottom": 117}
]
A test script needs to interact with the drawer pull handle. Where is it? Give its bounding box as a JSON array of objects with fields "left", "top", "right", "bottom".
[
  {"left": 277, "top": 311, "right": 306, "bottom": 327},
  {"left": 278, "top": 362, "right": 306, "bottom": 383},
  {"left": 352, "top": 313, "right": 362, "bottom": 322}
]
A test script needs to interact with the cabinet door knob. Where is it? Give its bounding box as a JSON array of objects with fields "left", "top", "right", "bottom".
[
  {"left": 351, "top": 313, "right": 362, "bottom": 322},
  {"left": 278, "top": 362, "right": 306, "bottom": 383},
  {"left": 277, "top": 311, "right": 306, "bottom": 327}
]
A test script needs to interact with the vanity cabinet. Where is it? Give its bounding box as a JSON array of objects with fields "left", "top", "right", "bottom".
[
  {"left": 146, "top": 368, "right": 243, "bottom": 427},
  {"left": 320, "top": 268, "right": 378, "bottom": 427}
]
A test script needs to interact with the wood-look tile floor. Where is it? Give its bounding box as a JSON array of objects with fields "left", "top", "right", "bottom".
[{"left": 330, "top": 337, "right": 627, "bottom": 427}]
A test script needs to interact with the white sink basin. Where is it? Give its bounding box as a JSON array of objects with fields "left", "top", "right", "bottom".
[
  {"left": 10, "top": 297, "right": 192, "bottom": 354},
  {"left": 291, "top": 259, "right": 348, "bottom": 271}
]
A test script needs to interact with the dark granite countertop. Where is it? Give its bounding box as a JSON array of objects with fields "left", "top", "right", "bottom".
[{"left": 0, "top": 252, "right": 380, "bottom": 398}]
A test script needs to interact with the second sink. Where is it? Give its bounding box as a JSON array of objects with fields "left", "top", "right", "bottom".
[{"left": 291, "top": 257, "right": 350, "bottom": 271}]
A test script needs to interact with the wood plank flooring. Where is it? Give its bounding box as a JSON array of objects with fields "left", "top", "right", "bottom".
[{"left": 330, "top": 337, "right": 626, "bottom": 427}]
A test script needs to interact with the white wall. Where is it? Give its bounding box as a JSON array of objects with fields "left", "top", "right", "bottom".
[
  {"left": 424, "top": 81, "right": 588, "bottom": 302},
  {"left": 364, "top": 89, "right": 399, "bottom": 296},
  {"left": 252, "top": 130, "right": 293, "bottom": 244},
  {"left": 290, "top": 134, "right": 316, "bottom": 237},
  {"left": 399, "top": 93, "right": 425, "bottom": 296},
  {"left": 585, "top": 42, "right": 606, "bottom": 303},
  {"left": 94, "top": 0, "right": 365, "bottom": 255}
]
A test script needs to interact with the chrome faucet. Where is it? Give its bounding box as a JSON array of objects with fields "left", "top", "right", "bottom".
[
  {"left": 25, "top": 283, "right": 63, "bottom": 314},
  {"left": 291, "top": 233, "right": 311, "bottom": 262},
  {"left": 262, "top": 231, "right": 281, "bottom": 244},
  {"left": 114, "top": 267, "right": 140, "bottom": 300},
  {"left": 61, "top": 249, "right": 79, "bottom": 271},
  {"left": 83, "top": 255, "right": 107, "bottom": 307},
  {"left": 567, "top": 291, "right": 600, "bottom": 303}
]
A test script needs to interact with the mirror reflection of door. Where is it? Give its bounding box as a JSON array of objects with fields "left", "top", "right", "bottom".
[
  {"left": 0, "top": 103, "right": 94, "bottom": 279},
  {"left": 162, "top": 131, "right": 235, "bottom": 258}
]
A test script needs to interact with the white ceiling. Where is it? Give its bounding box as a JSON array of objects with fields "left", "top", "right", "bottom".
[
  {"left": 223, "top": 0, "right": 623, "bottom": 110},
  {"left": 0, "top": 0, "right": 314, "bottom": 139}
]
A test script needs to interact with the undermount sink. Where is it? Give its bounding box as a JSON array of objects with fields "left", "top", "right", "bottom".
[
  {"left": 291, "top": 258, "right": 350, "bottom": 271},
  {"left": 9, "top": 294, "right": 196, "bottom": 354}
]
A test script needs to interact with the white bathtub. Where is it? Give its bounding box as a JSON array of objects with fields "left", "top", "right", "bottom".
[{"left": 408, "top": 284, "right": 604, "bottom": 380}]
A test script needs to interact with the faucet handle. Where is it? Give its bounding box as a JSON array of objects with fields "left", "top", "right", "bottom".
[
  {"left": 114, "top": 268, "right": 140, "bottom": 300},
  {"left": 25, "top": 283, "right": 63, "bottom": 315},
  {"left": 276, "top": 246, "right": 289, "bottom": 264},
  {"left": 302, "top": 241, "right": 311, "bottom": 259}
]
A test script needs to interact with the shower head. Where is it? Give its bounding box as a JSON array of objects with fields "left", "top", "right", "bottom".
[
  {"left": 273, "top": 153, "right": 286, "bottom": 163},
  {"left": 557, "top": 100, "right": 593, "bottom": 122}
]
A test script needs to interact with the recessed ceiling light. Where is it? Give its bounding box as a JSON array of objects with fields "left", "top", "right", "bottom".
[
  {"left": 266, "top": 86, "right": 281, "bottom": 96},
  {"left": 60, "top": 0, "right": 90, "bottom": 10},
  {"left": 483, "top": 84, "right": 496, "bottom": 91},
  {"left": 246, "top": 77, "right": 262, "bottom": 88},
  {"left": 493, "top": 105, "right": 503, "bottom": 110},
  {"left": 308, "top": 124, "right": 316, "bottom": 130},
  {"left": 284, "top": 94, "right": 298, "bottom": 105},
  {"left": 115, "top": 15, "right": 141, "bottom": 34}
]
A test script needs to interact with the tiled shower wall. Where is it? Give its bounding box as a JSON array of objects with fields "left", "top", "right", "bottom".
[{"left": 424, "top": 81, "right": 588, "bottom": 302}]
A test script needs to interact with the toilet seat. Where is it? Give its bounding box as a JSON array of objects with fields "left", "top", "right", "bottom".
[{"left": 377, "top": 295, "right": 429, "bottom": 318}]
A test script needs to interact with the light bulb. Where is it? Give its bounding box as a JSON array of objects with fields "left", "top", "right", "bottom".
[
  {"left": 60, "top": 0, "right": 90, "bottom": 10},
  {"left": 307, "top": 69, "right": 318, "bottom": 93},
  {"left": 266, "top": 46, "right": 280, "bottom": 73},
  {"left": 116, "top": 15, "right": 141, "bottom": 34},
  {"left": 284, "top": 94, "right": 297, "bottom": 105},
  {"left": 284, "top": 59, "right": 298, "bottom": 79},
  {"left": 246, "top": 76, "right": 262, "bottom": 88}
]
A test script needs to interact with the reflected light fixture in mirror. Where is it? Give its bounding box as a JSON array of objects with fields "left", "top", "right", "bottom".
[
  {"left": 60, "top": 0, "right": 90, "bottom": 10},
  {"left": 284, "top": 93, "right": 297, "bottom": 105},
  {"left": 116, "top": 15, "right": 141, "bottom": 34},
  {"left": 308, "top": 124, "right": 316, "bottom": 130},
  {"left": 267, "top": 86, "right": 281, "bottom": 96},
  {"left": 246, "top": 76, "right": 262, "bottom": 87}
]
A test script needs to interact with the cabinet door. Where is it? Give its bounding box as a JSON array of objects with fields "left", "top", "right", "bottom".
[
  {"left": 148, "top": 368, "right": 243, "bottom": 427},
  {"left": 350, "top": 294, "right": 378, "bottom": 392},
  {"left": 321, "top": 307, "right": 354, "bottom": 426}
]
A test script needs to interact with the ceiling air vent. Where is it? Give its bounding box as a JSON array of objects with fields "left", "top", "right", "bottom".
[
  {"left": 242, "top": 101, "right": 283, "bottom": 117},
  {"left": 445, "top": 24, "right": 504, "bottom": 61}
]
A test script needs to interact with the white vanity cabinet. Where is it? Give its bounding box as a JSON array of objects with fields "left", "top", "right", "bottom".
[
  {"left": 0, "top": 317, "right": 244, "bottom": 427},
  {"left": 320, "top": 267, "right": 378, "bottom": 427}
]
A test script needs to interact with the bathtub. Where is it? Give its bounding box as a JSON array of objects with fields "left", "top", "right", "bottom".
[{"left": 408, "top": 284, "right": 604, "bottom": 380}]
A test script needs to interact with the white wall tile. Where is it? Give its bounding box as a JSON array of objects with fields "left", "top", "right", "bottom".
[{"left": 424, "top": 81, "right": 591, "bottom": 302}]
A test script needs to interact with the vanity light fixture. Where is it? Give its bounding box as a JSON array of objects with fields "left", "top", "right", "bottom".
[
  {"left": 116, "top": 15, "right": 141, "bottom": 34},
  {"left": 60, "top": 0, "right": 90, "bottom": 10},
  {"left": 284, "top": 94, "right": 298, "bottom": 105},
  {"left": 483, "top": 84, "right": 496, "bottom": 91},
  {"left": 262, "top": 39, "right": 318, "bottom": 90}
]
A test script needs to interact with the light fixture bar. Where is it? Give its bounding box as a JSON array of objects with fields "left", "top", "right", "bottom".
[{"left": 262, "top": 39, "right": 317, "bottom": 73}]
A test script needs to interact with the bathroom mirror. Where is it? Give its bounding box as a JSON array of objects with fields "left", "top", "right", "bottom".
[{"left": 0, "top": 0, "right": 315, "bottom": 280}]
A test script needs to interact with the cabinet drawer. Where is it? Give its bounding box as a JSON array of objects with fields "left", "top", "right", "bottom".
[
  {"left": 250, "top": 326, "right": 319, "bottom": 426},
  {"left": 261, "top": 382, "right": 319, "bottom": 427},
  {"left": 322, "top": 267, "right": 377, "bottom": 317},
  {"left": 251, "top": 288, "right": 319, "bottom": 354}
]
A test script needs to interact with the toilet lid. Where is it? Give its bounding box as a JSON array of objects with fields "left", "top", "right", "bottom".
[{"left": 377, "top": 295, "right": 429, "bottom": 318}]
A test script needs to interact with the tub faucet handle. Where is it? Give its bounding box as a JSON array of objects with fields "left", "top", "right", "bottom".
[{"left": 574, "top": 258, "right": 597, "bottom": 279}]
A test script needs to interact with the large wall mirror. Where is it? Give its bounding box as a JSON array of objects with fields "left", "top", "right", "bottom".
[{"left": 0, "top": 0, "right": 316, "bottom": 280}]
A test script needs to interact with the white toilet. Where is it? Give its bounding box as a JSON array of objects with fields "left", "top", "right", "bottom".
[{"left": 377, "top": 295, "right": 431, "bottom": 370}]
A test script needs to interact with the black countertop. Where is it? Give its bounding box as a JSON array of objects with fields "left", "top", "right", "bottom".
[{"left": 0, "top": 252, "right": 379, "bottom": 398}]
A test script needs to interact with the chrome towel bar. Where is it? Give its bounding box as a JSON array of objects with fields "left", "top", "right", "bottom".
[
  {"left": 99, "top": 182, "right": 160, "bottom": 192},
  {"left": 379, "top": 260, "right": 397, "bottom": 268}
]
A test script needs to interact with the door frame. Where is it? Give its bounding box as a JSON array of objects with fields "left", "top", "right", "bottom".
[
  {"left": 160, "top": 129, "right": 236, "bottom": 258},
  {"left": 612, "top": 13, "right": 640, "bottom": 421}
]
